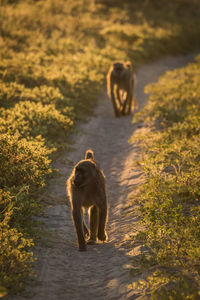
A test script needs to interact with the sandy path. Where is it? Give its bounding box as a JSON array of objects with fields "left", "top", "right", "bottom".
[{"left": 14, "top": 54, "right": 195, "bottom": 300}]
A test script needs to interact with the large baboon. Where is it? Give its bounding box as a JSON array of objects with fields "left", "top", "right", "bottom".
[
  {"left": 67, "top": 150, "right": 108, "bottom": 251},
  {"left": 107, "top": 61, "right": 137, "bottom": 117}
]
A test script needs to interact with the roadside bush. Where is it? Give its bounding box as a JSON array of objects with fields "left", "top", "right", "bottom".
[
  {"left": 0, "top": 133, "right": 53, "bottom": 292},
  {"left": 0, "top": 133, "right": 53, "bottom": 188},
  {"left": 0, "top": 199, "right": 34, "bottom": 293},
  {"left": 0, "top": 132, "right": 54, "bottom": 229},
  {"left": 0, "top": 80, "right": 67, "bottom": 108},
  {"left": 1, "top": 0, "right": 200, "bottom": 295},
  {"left": 0, "top": 102, "right": 74, "bottom": 143},
  {"left": 131, "top": 55, "right": 200, "bottom": 297}
]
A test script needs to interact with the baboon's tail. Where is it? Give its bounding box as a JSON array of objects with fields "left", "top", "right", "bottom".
[{"left": 85, "top": 149, "right": 94, "bottom": 160}]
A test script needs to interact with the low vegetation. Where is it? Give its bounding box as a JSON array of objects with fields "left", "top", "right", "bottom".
[
  {"left": 130, "top": 55, "right": 200, "bottom": 299},
  {"left": 0, "top": 0, "right": 200, "bottom": 296}
]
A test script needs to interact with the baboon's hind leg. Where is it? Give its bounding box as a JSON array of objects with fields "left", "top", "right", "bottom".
[
  {"left": 83, "top": 220, "right": 89, "bottom": 238},
  {"left": 127, "top": 93, "right": 133, "bottom": 115},
  {"left": 72, "top": 209, "right": 87, "bottom": 251},
  {"left": 121, "top": 93, "right": 129, "bottom": 115},
  {"left": 98, "top": 204, "right": 108, "bottom": 242}
]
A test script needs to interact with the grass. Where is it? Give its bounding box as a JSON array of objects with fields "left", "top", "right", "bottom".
[
  {"left": 129, "top": 55, "right": 200, "bottom": 299},
  {"left": 0, "top": 0, "right": 200, "bottom": 296}
]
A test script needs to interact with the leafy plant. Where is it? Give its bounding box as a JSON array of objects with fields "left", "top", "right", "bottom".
[
  {"left": 0, "top": 133, "right": 53, "bottom": 188},
  {"left": 1, "top": 0, "right": 200, "bottom": 295},
  {"left": 130, "top": 55, "right": 200, "bottom": 298},
  {"left": 0, "top": 204, "right": 35, "bottom": 293}
]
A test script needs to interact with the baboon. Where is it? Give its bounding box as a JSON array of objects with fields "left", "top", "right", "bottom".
[
  {"left": 107, "top": 61, "right": 137, "bottom": 117},
  {"left": 66, "top": 150, "right": 108, "bottom": 251}
]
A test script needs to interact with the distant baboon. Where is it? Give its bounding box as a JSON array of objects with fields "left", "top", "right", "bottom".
[
  {"left": 67, "top": 150, "right": 108, "bottom": 251},
  {"left": 107, "top": 61, "right": 137, "bottom": 117}
]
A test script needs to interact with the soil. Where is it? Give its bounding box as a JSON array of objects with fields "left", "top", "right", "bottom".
[{"left": 14, "top": 54, "right": 195, "bottom": 300}]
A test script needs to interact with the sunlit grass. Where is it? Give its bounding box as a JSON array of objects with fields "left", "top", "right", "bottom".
[
  {"left": 130, "top": 55, "right": 200, "bottom": 298},
  {"left": 1, "top": 0, "right": 200, "bottom": 295}
]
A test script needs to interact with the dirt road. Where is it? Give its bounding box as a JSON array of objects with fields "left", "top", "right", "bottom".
[{"left": 14, "top": 54, "right": 195, "bottom": 300}]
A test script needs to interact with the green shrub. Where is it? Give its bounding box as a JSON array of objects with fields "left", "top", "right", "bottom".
[
  {"left": 0, "top": 202, "right": 34, "bottom": 293},
  {"left": 0, "top": 102, "right": 74, "bottom": 143},
  {"left": 131, "top": 55, "right": 200, "bottom": 297},
  {"left": 1, "top": 0, "right": 200, "bottom": 295},
  {"left": 0, "top": 133, "right": 53, "bottom": 188},
  {"left": 0, "top": 186, "right": 40, "bottom": 234},
  {"left": 134, "top": 55, "right": 200, "bottom": 127},
  {"left": 0, "top": 132, "right": 53, "bottom": 291},
  {"left": 0, "top": 80, "right": 67, "bottom": 108}
]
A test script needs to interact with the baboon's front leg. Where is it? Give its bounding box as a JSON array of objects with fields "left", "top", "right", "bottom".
[
  {"left": 116, "top": 87, "right": 122, "bottom": 111},
  {"left": 87, "top": 205, "right": 99, "bottom": 245},
  {"left": 72, "top": 208, "right": 87, "bottom": 251},
  {"left": 110, "top": 83, "right": 120, "bottom": 117},
  {"left": 98, "top": 203, "right": 108, "bottom": 242},
  {"left": 121, "top": 92, "right": 130, "bottom": 115}
]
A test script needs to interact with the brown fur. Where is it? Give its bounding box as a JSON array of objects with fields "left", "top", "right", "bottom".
[
  {"left": 66, "top": 149, "right": 108, "bottom": 251},
  {"left": 107, "top": 61, "right": 137, "bottom": 117}
]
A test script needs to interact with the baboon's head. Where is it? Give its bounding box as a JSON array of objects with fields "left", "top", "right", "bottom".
[
  {"left": 73, "top": 161, "right": 97, "bottom": 188},
  {"left": 113, "top": 62, "right": 124, "bottom": 78}
]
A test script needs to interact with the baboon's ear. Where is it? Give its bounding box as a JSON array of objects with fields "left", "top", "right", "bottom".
[
  {"left": 85, "top": 149, "right": 94, "bottom": 160},
  {"left": 126, "top": 61, "right": 132, "bottom": 70}
]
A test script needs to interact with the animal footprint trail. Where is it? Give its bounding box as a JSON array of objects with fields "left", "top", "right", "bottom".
[{"left": 14, "top": 54, "right": 194, "bottom": 300}]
